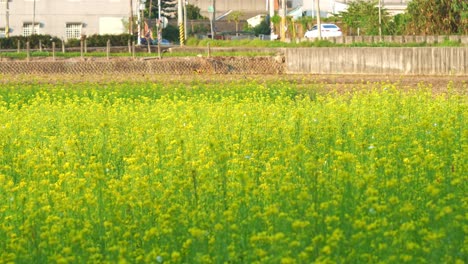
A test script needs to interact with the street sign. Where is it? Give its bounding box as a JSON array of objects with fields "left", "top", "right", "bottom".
[
  {"left": 160, "top": 17, "right": 168, "bottom": 29},
  {"left": 208, "top": 5, "right": 214, "bottom": 13},
  {"left": 157, "top": 17, "right": 168, "bottom": 29}
]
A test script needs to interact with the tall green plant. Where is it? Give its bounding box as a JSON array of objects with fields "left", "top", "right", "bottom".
[
  {"left": 405, "top": 0, "right": 468, "bottom": 35},
  {"left": 336, "top": 0, "right": 391, "bottom": 35},
  {"left": 297, "top": 16, "right": 313, "bottom": 31},
  {"left": 186, "top": 4, "right": 205, "bottom": 20},
  {"left": 228, "top": 11, "right": 244, "bottom": 34}
]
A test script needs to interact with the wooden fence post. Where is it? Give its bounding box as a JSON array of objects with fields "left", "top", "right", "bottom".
[
  {"left": 26, "top": 41, "right": 30, "bottom": 61},
  {"left": 17, "top": 39, "right": 20, "bottom": 53},
  {"left": 107, "top": 39, "right": 111, "bottom": 60},
  {"left": 52, "top": 42, "right": 56, "bottom": 61},
  {"left": 80, "top": 39, "right": 84, "bottom": 60},
  {"left": 62, "top": 39, "right": 65, "bottom": 54},
  {"left": 39, "top": 40, "right": 42, "bottom": 52}
]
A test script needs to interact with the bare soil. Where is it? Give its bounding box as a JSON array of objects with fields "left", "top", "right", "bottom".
[{"left": 1, "top": 73, "right": 466, "bottom": 94}]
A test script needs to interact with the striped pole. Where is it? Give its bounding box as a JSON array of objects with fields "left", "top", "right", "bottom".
[
  {"left": 178, "top": 0, "right": 184, "bottom": 46},
  {"left": 179, "top": 23, "right": 185, "bottom": 46}
]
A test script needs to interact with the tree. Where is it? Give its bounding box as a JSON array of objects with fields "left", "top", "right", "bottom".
[
  {"left": 270, "top": 14, "right": 281, "bottom": 37},
  {"left": 252, "top": 17, "right": 271, "bottom": 36},
  {"left": 186, "top": 4, "right": 204, "bottom": 20},
  {"left": 405, "top": 0, "right": 468, "bottom": 35},
  {"left": 228, "top": 11, "right": 244, "bottom": 34},
  {"left": 336, "top": 0, "right": 391, "bottom": 36}
]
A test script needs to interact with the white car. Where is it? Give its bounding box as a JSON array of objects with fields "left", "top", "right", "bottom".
[{"left": 304, "top": 24, "right": 343, "bottom": 39}]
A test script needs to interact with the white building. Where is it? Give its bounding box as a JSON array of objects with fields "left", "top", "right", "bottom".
[
  {"left": 301, "top": 0, "right": 410, "bottom": 17},
  {"left": 0, "top": 0, "right": 133, "bottom": 39}
]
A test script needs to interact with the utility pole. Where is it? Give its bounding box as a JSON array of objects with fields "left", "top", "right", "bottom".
[
  {"left": 178, "top": 0, "right": 184, "bottom": 45},
  {"left": 32, "top": 0, "right": 36, "bottom": 35},
  {"left": 149, "top": 0, "right": 153, "bottom": 19},
  {"left": 130, "top": 0, "right": 134, "bottom": 35},
  {"left": 137, "top": 0, "right": 141, "bottom": 45},
  {"left": 5, "top": 0, "right": 9, "bottom": 38},
  {"left": 158, "top": 0, "right": 161, "bottom": 22},
  {"left": 212, "top": 0, "right": 216, "bottom": 39},
  {"left": 209, "top": 0, "right": 215, "bottom": 39},
  {"left": 280, "top": 0, "right": 285, "bottom": 41},
  {"left": 183, "top": 0, "right": 188, "bottom": 40},
  {"left": 269, "top": 0, "right": 275, "bottom": 40},
  {"left": 378, "top": 0, "right": 382, "bottom": 41},
  {"left": 157, "top": 0, "right": 162, "bottom": 57},
  {"left": 315, "top": 0, "right": 321, "bottom": 39},
  {"left": 136, "top": 0, "right": 146, "bottom": 45}
]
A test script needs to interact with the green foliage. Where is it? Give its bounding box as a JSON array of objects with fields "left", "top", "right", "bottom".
[
  {"left": 297, "top": 16, "right": 314, "bottom": 31},
  {"left": 0, "top": 35, "right": 61, "bottom": 49},
  {"left": 162, "top": 24, "right": 180, "bottom": 42},
  {"left": 188, "top": 23, "right": 210, "bottom": 36},
  {"left": 405, "top": 0, "right": 468, "bottom": 34},
  {"left": 252, "top": 17, "right": 271, "bottom": 36},
  {"left": 186, "top": 4, "right": 205, "bottom": 20},
  {"left": 185, "top": 37, "right": 200, "bottom": 46},
  {"left": 387, "top": 13, "right": 410, "bottom": 35},
  {"left": 336, "top": 0, "right": 392, "bottom": 35},
  {"left": 271, "top": 14, "right": 281, "bottom": 25},
  {"left": 228, "top": 11, "right": 245, "bottom": 33},
  {"left": 84, "top": 34, "right": 133, "bottom": 47},
  {"left": 433, "top": 37, "right": 462, "bottom": 47}
]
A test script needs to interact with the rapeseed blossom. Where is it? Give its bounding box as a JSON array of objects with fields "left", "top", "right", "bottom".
[{"left": 0, "top": 79, "right": 465, "bottom": 263}]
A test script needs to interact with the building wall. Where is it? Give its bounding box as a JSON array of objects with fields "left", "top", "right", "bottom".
[
  {"left": 302, "top": 0, "right": 409, "bottom": 17},
  {"left": 0, "top": 0, "right": 130, "bottom": 39},
  {"left": 190, "top": 0, "right": 268, "bottom": 17}
]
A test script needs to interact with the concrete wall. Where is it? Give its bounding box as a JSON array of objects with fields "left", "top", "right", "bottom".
[
  {"left": 301, "top": 35, "right": 468, "bottom": 45},
  {"left": 286, "top": 47, "right": 468, "bottom": 75}
]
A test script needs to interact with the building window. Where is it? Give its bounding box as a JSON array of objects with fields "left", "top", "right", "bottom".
[
  {"left": 66, "top": 23, "right": 82, "bottom": 39},
  {"left": 0, "top": 27, "right": 5, "bottom": 38},
  {"left": 23, "top": 23, "right": 40, "bottom": 36}
]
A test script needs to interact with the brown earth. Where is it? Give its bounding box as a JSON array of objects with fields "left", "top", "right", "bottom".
[{"left": 1, "top": 73, "right": 466, "bottom": 94}]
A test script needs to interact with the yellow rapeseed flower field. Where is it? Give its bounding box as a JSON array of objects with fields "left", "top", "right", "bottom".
[{"left": 0, "top": 79, "right": 466, "bottom": 263}]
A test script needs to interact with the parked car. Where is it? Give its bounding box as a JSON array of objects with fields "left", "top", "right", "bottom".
[
  {"left": 140, "top": 38, "right": 172, "bottom": 46},
  {"left": 158, "top": 39, "right": 172, "bottom": 45},
  {"left": 304, "top": 24, "right": 342, "bottom": 38}
]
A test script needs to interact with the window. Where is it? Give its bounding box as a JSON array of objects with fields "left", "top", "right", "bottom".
[
  {"left": 66, "top": 23, "right": 82, "bottom": 39},
  {"left": 23, "top": 23, "right": 39, "bottom": 36},
  {"left": 0, "top": 28, "right": 5, "bottom": 38}
]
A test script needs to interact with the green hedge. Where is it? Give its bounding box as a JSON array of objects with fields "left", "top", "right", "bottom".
[
  {"left": 0, "top": 35, "right": 60, "bottom": 49},
  {"left": 0, "top": 34, "right": 134, "bottom": 49}
]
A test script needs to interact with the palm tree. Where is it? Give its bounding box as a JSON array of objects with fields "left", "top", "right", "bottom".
[{"left": 228, "top": 11, "right": 244, "bottom": 35}]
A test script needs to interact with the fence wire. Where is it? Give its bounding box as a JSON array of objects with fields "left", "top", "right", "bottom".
[{"left": 0, "top": 57, "right": 285, "bottom": 75}]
